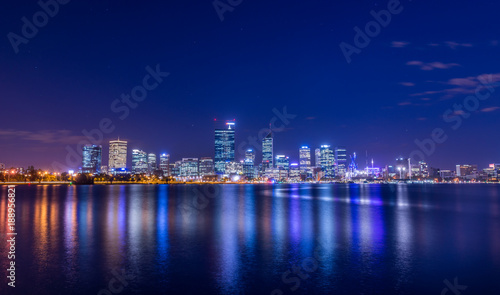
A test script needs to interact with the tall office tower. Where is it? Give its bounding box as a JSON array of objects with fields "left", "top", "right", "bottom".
[
  {"left": 148, "top": 153, "right": 157, "bottom": 174},
  {"left": 275, "top": 155, "right": 290, "bottom": 174},
  {"left": 335, "top": 146, "right": 347, "bottom": 177},
  {"left": 214, "top": 120, "right": 235, "bottom": 174},
  {"left": 244, "top": 149, "right": 256, "bottom": 179},
  {"left": 262, "top": 131, "right": 273, "bottom": 169},
  {"left": 315, "top": 148, "right": 321, "bottom": 168},
  {"left": 171, "top": 161, "right": 182, "bottom": 177},
  {"left": 199, "top": 157, "right": 215, "bottom": 176},
  {"left": 108, "top": 139, "right": 127, "bottom": 173},
  {"left": 180, "top": 158, "right": 199, "bottom": 177},
  {"left": 131, "top": 149, "right": 148, "bottom": 174},
  {"left": 159, "top": 153, "right": 170, "bottom": 177},
  {"left": 243, "top": 159, "right": 255, "bottom": 180},
  {"left": 419, "top": 161, "right": 429, "bottom": 178},
  {"left": 82, "top": 145, "right": 102, "bottom": 174},
  {"left": 299, "top": 146, "right": 311, "bottom": 173},
  {"left": 349, "top": 152, "right": 358, "bottom": 175},
  {"left": 245, "top": 149, "right": 256, "bottom": 162},
  {"left": 320, "top": 145, "right": 335, "bottom": 179},
  {"left": 289, "top": 163, "right": 301, "bottom": 182}
]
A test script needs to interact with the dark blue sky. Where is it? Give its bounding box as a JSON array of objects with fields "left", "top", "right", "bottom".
[{"left": 1, "top": 0, "right": 499, "bottom": 171}]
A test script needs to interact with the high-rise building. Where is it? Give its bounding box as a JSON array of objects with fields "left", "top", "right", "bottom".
[
  {"left": 225, "top": 161, "right": 243, "bottom": 176},
  {"left": 275, "top": 155, "right": 290, "bottom": 172},
  {"left": 299, "top": 146, "right": 311, "bottom": 173},
  {"left": 131, "top": 149, "right": 148, "bottom": 174},
  {"left": 180, "top": 158, "right": 199, "bottom": 177},
  {"left": 289, "top": 163, "right": 301, "bottom": 182},
  {"left": 199, "top": 157, "right": 215, "bottom": 176},
  {"left": 419, "top": 161, "right": 429, "bottom": 178},
  {"left": 214, "top": 120, "right": 235, "bottom": 174},
  {"left": 148, "top": 153, "right": 157, "bottom": 174},
  {"left": 315, "top": 148, "right": 321, "bottom": 168},
  {"left": 159, "top": 153, "right": 170, "bottom": 177},
  {"left": 82, "top": 145, "right": 102, "bottom": 174},
  {"left": 262, "top": 131, "right": 273, "bottom": 169},
  {"left": 108, "top": 139, "right": 127, "bottom": 173},
  {"left": 245, "top": 149, "right": 255, "bottom": 162},
  {"left": 244, "top": 149, "right": 256, "bottom": 179},
  {"left": 171, "top": 161, "right": 182, "bottom": 177},
  {"left": 335, "top": 146, "right": 347, "bottom": 177},
  {"left": 320, "top": 145, "right": 335, "bottom": 179}
]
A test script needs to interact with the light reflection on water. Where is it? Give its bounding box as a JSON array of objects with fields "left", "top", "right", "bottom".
[{"left": 0, "top": 183, "right": 499, "bottom": 294}]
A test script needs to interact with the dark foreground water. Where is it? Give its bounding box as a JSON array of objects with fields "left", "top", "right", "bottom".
[{"left": 0, "top": 184, "right": 499, "bottom": 294}]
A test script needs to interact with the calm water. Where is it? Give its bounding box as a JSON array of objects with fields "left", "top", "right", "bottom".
[{"left": 0, "top": 184, "right": 499, "bottom": 294}]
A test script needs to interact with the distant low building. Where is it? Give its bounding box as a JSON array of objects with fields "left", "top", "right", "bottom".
[
  {"left": 82, "top": 145, "right": 102, "bottom": 174},
  {"left": 456, "top": 164, "right": 478, "bottom": 178},
  {"left": 180, "top": 158, "right": 199, "bottom": 177},
  {"left": 199, "top": 157, "right": 215, "bottom": 176}
]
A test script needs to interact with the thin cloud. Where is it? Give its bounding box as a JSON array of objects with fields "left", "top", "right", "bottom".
[
  {"left": 444, "top": 41, "right": 473, "bottom": 49},
  {"left": 391, "top": 41, "right": 410, "bottom": 48},
  {"left": 400, "top": 82, "right": 415, "bottom": 87},
  {"left": 0, "top": 129, "right": 88, "bottom": 145},
  {"left": 481, "top": 106, "right": 500, "bottom": 112},
  {"left": 411, "top": 73, "right": 500, "bottom": 99},
  {"left": 406, "top": 61, "right": 460, "bottom": 71},
  {"left": 426, "top": 42, "right": 474, "bottom": 49}
]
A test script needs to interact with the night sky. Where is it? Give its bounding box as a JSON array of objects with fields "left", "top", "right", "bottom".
[{"left": 1, "top": 0, "right": 499, "bottom": 171}]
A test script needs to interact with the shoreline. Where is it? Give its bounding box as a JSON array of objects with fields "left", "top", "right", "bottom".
[{"left": 1, "top": 181, "right": 498, "bottom": 186}]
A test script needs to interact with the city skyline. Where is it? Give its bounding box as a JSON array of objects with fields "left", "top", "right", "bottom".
[
  {"left": 1, "top": 118, "right": 499, "bottom": 174},
  {"left": 1, "top": 1, "right": 499, "bottom": 170}
]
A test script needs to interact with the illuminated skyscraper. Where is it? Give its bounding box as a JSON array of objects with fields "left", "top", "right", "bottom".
[
  {"left": 262, "top": 131, "right": 273, "bottom": 169},
  {"left": 244, "top": 149, "right": 256, "bottom": 179},
  {"left": 320, "top": 145, "right": 335, "bottom": 179},
  {"left": 148, "top": 153, "right": 157, "bottom": 174},
  {"left": 299, "top": 146, "right": 311, "bottom": 173},
  {"left": 335, "top": 146, "right": 347, "bottom": 177},
  {"left": 315, "top": 148, "right": 321, "bottom": 168},
  {"left": 214, "top": 120, "right": 235, "bottom": 174},
  {"left": 289, "top": 163, "right": 301, "bottom": 182},
  {"left": 275, "top": 155, "right": 290, "bottom": 171},
  {"left": 82, "top": 144, "right": 102, "bottom": 174},
  {"left": 180, "top": 158, "right": 199, "bottom": 177},
  {"left": 108, "top": 139, "right": 127, "bottom": 172},
  {"left": 132, "top": 149, "right": 148, "bottom": 174},
  {"left": 159, "top": 153, "right": 170, "bottom": 176}
]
